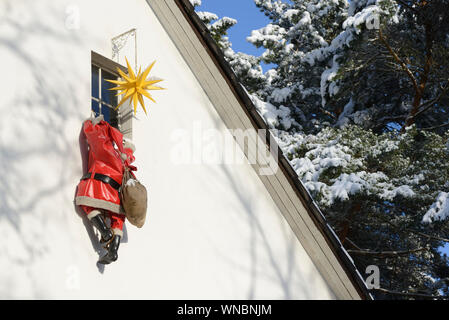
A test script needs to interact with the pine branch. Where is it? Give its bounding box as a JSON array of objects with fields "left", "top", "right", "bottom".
[
  {"left": 370, "top": 213, "right": 449, "bottom": 244},
  {"left": 421, "top": 121, "right": 449, "bottom": 131},
  {"left": 402, "top": 22, "right": 434, "bottom": 130},
  {"left": 395, "top": 0, "right": 420, "bottom": 14},
  {"left": 347, "top": 247, "right": 428, "bottom": 258},
  {"left": 376, "top": 115, "right": 407, "bottom": 124},
  {"left": 345, "top": 238, "right": 363, "bottom": 250},
  {"left": 378, "top": 28, "right": 419, "bottom": 94},
  {"left": 351, "top": 53, "right": 381, "bottom": 72},
  {"left": 373, "top": 287, "right": 446, "bottom": 300},
  {"left": 319, "top": 107, "right": 336, "bottom": 120},
  {"left": 413, "top": 79, "right": 449, "bottom": 119},
  {"left": 405, "top": 228, "right": 449, "bottom": 243}
]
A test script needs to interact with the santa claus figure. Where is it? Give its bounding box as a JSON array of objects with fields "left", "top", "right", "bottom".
[{"left": 75, "top": 114, "right": 136, "bottom": 264}]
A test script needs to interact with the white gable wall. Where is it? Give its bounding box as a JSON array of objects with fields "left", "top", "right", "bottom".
[{"left": 0, "top": 0, "right": 335, "bottom": 299}]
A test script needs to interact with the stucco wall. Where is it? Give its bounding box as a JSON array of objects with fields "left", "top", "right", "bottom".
[{"left": 0, "top": 0, "right": 335, "bottom": 299}]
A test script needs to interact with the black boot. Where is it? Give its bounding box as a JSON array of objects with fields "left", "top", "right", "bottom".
[
  {"left": 98, "top": 235, "right": 121, "bottom": 265},
  {"left": 90, "top": 214, "right": 113, "bottom": 244}
]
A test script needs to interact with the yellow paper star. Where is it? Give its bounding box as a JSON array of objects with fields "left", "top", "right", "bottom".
[{"left": 106, "top": 57, "right": 165, "bottom": 115}]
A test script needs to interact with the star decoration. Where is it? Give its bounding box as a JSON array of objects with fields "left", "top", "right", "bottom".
[{"left": 106, "top": 57, "right": 165, "bottom": 115}]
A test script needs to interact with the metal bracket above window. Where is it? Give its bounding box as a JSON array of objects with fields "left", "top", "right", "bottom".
[{"left": 111, "top": 28, "right": 137, "bottom": 71}]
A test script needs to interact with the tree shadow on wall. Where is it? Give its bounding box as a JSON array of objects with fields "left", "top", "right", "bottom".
[
  {"left": 0, "top": 1, "right": 105, "bottom": 296},
  {"left": 195, "top": 157, "right": 318, "bottom": 299}
]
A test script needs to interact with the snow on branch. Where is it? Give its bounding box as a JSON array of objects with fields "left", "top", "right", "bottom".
[
  {"left": 423, "top": 192, "right": 449, "bottom": 223},
  {"left": 189, "top": 0, "right": 202, "bottom": 7}
]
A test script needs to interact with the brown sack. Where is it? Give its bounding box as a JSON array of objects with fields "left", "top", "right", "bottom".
[{"left": 120, "top": 169, "right": 147, "bottom": 228}]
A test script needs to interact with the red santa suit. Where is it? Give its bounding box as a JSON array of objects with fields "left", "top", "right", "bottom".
[{"left": 75, "top": 119, "right": 136, "bottom": 237}]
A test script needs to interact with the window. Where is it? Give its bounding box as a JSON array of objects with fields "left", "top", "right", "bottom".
[
  {"left": 91, "top": 51, "right": 133, "bottom": 138},
  {"left": 91, "top": 65, "right": 119, "bottom": 128}
]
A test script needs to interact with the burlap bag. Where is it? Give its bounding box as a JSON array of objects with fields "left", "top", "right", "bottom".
[{"left": 120, "top": 169, "right": 147, "bottom": 228}]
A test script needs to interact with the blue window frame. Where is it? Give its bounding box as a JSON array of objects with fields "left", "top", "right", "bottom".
[
  {"left": 91, "top": 51, "right": 133, "bottom": 138},
  {"left": 91, "top": 65, "right": 119, "bottom": 128}
]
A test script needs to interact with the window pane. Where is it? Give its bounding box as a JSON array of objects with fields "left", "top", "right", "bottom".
[
  {"left": 101, "top": 70, "right": 119, "bottom": 128},
  {"left": 91, "top": 99, "right": 100, "bottom": 117},
  {"left": 100, "top": 104, "right": 119, "bottom": 128},
  {"left": 91, "top": 63, "right": 120, "bottom": 130},
  {"left": 91, "top": 65, "right": 99, "bottom": 98},
  {"left": 108, "top": 104, "right": 119, "bottom": 128},
  {"left": 101, "top": 70, "right": 118, "bottom": 108},
  {"left": 102, "top": 103, "right": 111, "bottom": 124}
]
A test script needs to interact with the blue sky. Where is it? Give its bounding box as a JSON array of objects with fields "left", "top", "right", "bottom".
[{"left": 197, "top": 0, "right": 271, "bottom": 63}]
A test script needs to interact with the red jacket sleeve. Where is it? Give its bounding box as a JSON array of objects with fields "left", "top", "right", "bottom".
[
  {"left": 108, "top": 123, "right": 125, "bottom": 155},
  {"left": 107, "top": 122, "right": 137, "bottom": 170}
]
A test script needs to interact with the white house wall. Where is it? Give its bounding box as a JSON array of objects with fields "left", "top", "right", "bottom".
[{"left": 0, "top": 0, "right": 335, "bottom": 299}]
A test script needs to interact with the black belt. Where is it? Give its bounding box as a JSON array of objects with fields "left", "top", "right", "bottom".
[{"left": 81, "top": 172, "right": 121, "bottom": 190}]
